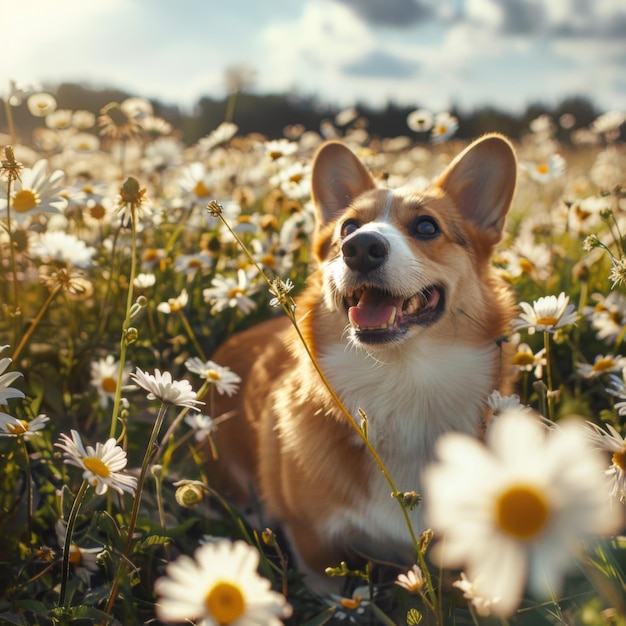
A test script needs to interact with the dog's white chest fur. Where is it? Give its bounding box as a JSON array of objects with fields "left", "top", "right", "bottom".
[{"left": 319, "top": 339, "right": 498, "bottom": 558}]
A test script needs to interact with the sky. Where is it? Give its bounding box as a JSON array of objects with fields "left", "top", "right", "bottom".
[{"left": 1, "top": 0, "right": 624, "bottom": 115}]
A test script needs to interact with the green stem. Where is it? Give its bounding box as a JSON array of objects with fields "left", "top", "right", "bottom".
[
  {"left": 5, "top": 175, "right": 21, "bottom": 345},
  {"left": 178, "top": 309, "right": 207, "bottom": 361},
  {"left": 209, "top": 202, "right": 438, "bottom": 613},
  {"left": 59, "top": 480, "right": 90, "bottom": 608},
  {"left": 543, "top": 330, "right": 555, "bottom": 420},
  {"left": 12, "top": 285, "right": 61, "bottom": 363},
  {"left": 103, "top": 402, "right": 169, "bottom": 616},
  {"left": 109, "top": 214, "right": 138, "bottom": 439}
]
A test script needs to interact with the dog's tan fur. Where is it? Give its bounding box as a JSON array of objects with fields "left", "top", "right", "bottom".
[{"left": 210, "top": 134, "right": 518, "bottom": 584}]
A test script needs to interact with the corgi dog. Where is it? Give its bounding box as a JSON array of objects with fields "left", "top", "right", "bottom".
[{"left": 210, "top": 133, "right": 517, "bottom": 585}]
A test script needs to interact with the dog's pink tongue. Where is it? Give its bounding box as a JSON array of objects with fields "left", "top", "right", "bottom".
[{"left": 348, "top": 290, "right": 403, "bottom": 330}]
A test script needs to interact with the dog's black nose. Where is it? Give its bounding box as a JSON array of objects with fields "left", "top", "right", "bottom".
[{"left": 342, "top": 231, "right": 389, "bottom": 273}]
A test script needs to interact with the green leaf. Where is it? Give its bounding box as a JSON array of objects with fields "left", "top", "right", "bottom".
[
  {"left": 48, "top": 604, "right": 116, "bottom": 623},
  {"left": 407, "top": 607, "right": 423, "bottom": 625},
  {"left": 300, "top": 607, "right": 336, "bottom": 626},
  {"left": 14, "top": 599, "right": 49, "bottom": 617},
  {"left": 139, "top": 534, "right": 171, "bottom": 550}
]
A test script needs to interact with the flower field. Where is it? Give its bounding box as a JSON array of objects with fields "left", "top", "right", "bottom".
[{"left": 0, "top": 92, "right": 625, "bottom": 625}]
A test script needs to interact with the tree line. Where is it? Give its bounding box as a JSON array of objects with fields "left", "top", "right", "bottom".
[{"left": 1, "top": 81, "right": 606, "bottom": 146}]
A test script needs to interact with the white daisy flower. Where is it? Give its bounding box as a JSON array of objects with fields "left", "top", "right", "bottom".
[
  {"left": 196, "top": 121, "right": 238, "bottom": 153},
  {"left": 26, "top": 92, "right": 57, "bottom": 117},
  {"left": 326, "top": 585, "right": 371, "bottom": 621},
  {"left": 130, "top": 367, "right": 204, "bottom": 410},
  {"left": 0, "top": 347, "right": 25, "bottom": 405},
  {"left": 585, "top": 421, "right": 626, "bottom": 503},
  {"left": 606, "top": 374, "right": 626, "bottom": 416},
  {"left": 90, "top": 355, "right": 132, "bottom": 409},
  {"left": 0, "top": 159, "right": 67, "bottom": 224},
  {"left": 583, "top": 291, "right": 626, "bottom": 344},
  {"left": 261, "top": 138, "right": 298, "bottom": 161},
  {"left": 157, "top": 289, "right": 189, "bottom": 314},
  {"left": 406, "top": 108, "right": 434, "bottom": 132},
  {"left": 184, "top": 358, "right": 241, "bottom": 397},
  {"left": 576, "top": 354, "right": 626, "bottom": 379},
  {"left": 55, "top": 520, "right": 103, "bottom": 586},
  {"left": 154, "top": 539, "right": 292, "bottom": 625},
  {"left": 512, "top": 292, "right": 578, "bottom": 335},
  {"left": 430, "top": 112, "right": 458, "bottom": 143},
  {"left": 486, "top": 390, "right": 532, "bottom": 417},
  {"left": 511, "top": 342, "right": 546, "bottom": 379},
  {"left": 184, "top": 413, "right": 216, "bottom": 442},
  {"left": 523, "top": 154, "right": 566, "bottom": 183},
  {"left": 0, "top": 413, "right": 49, "bottom": 438},
  {"left": 133, "top": 272, "right": 156, "bottom": 289},
  {"left": 424, "top": 410, "right": 622, "bottom": 617},
  {"left": 30, "top": 231, "right": 96, "bottom": 268},
  {"left": 395, "top": 564, "right": 424, "bottom": 593},
  {"left": 203, "top": 269, "right": 258, "bottom": 315},
  {"left": 55, "top": 430, "right": 137, "bottom": 496}
]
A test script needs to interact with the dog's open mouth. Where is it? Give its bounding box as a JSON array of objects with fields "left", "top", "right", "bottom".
[{"left": 344, "top": 285, "right": 445, "bottom": 343}]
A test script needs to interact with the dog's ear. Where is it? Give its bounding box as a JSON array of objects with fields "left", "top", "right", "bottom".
[
  {"left": 435, "top": 133, "right": 517, "bottom": 245},
  {"left": 311, "top": 141, "right": 376, "bottom": 224}
]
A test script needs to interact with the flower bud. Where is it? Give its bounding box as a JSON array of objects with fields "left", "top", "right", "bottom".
[{"left": 175, "top": 482, "right": 204, "bottom": 508}]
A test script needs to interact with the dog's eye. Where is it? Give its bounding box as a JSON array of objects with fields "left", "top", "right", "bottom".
[
  {"left": 412, "top": 216, "right": 439, "bottom": 239},
  {"left": 341, "top": 219, "right": 359, "bottom": 238}
]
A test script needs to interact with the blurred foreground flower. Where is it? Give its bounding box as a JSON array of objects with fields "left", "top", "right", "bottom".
[
  {"left": 131, "top": 367, "right": 204, "bottom": 410},
  {"left": 56, "top": 430, "right": 137, "bottom": 496},
  {"left": 154, "top": 539, "right": 292, "bottom": 625},
  {"left": 424, "top": 410, "right": 622, "bottom": 616}
]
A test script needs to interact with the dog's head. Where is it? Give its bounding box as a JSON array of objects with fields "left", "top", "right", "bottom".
[{"left": 310, "top": 133, "right": 517, "bottom": 350}]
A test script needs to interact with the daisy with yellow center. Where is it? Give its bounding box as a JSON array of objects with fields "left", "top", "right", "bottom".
[
  {"left": 55, "top": 430, "right": 137, "bottom": 496},
  {"left": 586, "top": 421, "right": 626, "bottom": 503},
  {"left": 424, "top": 410, "right": 621, "bottom": 617},
  {"left": 430, "top": 112, "right": 458, "bottom": 143},
  {"left": 0, "top": 413, "right": 49, "bottom": 438},
  {"left": 185, "top": 357, "right": 241, "bottom": 397},
  {"left": 524, "top": 153, "right": 566, "bottom": 183},
  {"left": 576, "top": 353, "right": 626, "bottom": 379},
  {"left": 203, "top": 269, "right": 258, "bottom": 315},
  {"left": 156, "top": 288, "right": 189, "bottom": 314},
  {"left": 130, "top": 367, "right": 204, "bottom": 410},
  {"left": 154, "top": 539, "right": 292, "bottom": 626},
  {"left": 512, "top": 342, "right": 546, "bottom": 378},
  {"left": 0, "top": 159, "right": 67, "bottom": 224},
  {"left": 512, "top": 291, "right": 578, "bottom": 335},
  {"left": 90, "top": 355, "right": 132, "bottom": 409}
]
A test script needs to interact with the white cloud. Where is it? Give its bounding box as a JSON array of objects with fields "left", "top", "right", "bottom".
[{"left": 260, "top": 0, "right": 374, "bottom": 94}]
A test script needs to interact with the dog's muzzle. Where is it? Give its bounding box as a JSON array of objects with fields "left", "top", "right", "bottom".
[{"left": 340, "top": 231, "right": 445, "bottom": 344}]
